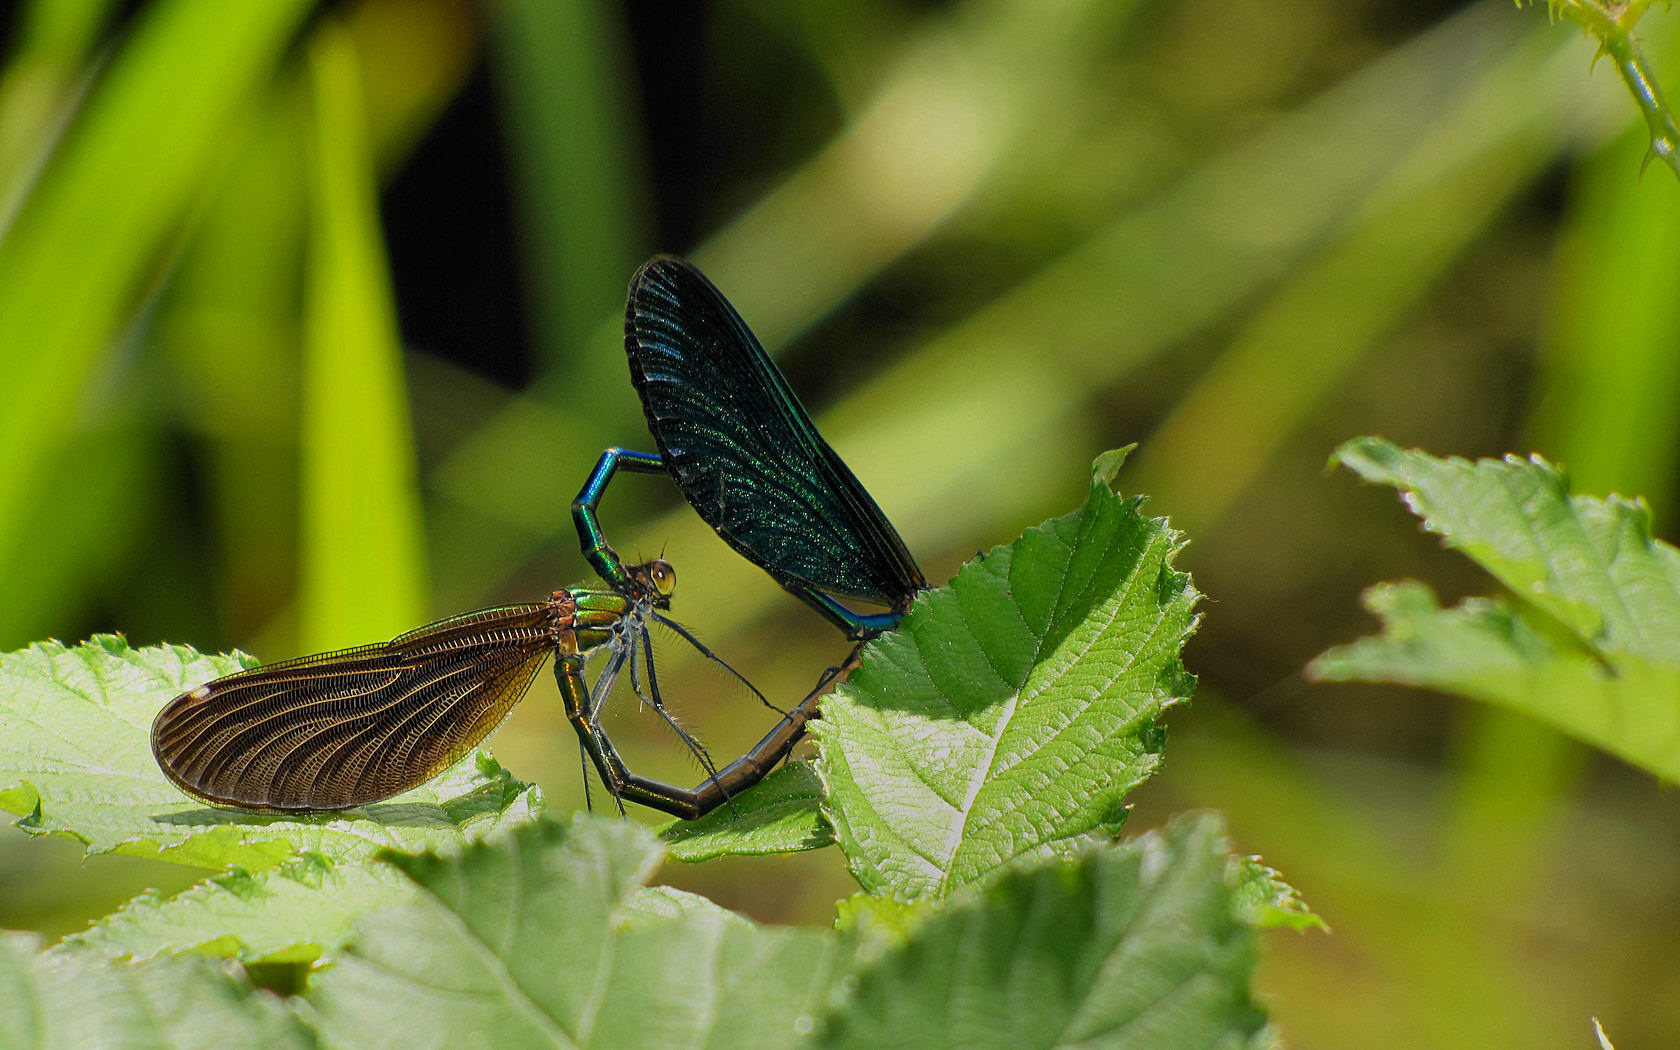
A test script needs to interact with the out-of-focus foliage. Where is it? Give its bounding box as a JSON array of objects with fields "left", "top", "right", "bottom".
[
  {"left": 1313, "top": 440, "right": 1680, "bottom": 778},
  {"left": 300, "top": 22, "right": 429, "bottom": 652},
  {"left": 2, "top": 0, "right": 1679, "bottom": 1046},
  {"left": 0, "top": 930, "right": 317, "bottom": 1050}
]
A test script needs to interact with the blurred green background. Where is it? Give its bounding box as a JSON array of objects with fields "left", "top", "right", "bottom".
[{"left": 2, "top": 0, "right": 1678, "bottom": 1045}]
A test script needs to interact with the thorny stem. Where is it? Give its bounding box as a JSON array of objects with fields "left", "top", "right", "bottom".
[{"left": 1525, "top": 0, "right": 1680, "bottom": 179}]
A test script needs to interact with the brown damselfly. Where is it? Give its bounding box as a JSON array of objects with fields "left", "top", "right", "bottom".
[{"left": 151, "top": 560, "right": 830, "bottom": 819}]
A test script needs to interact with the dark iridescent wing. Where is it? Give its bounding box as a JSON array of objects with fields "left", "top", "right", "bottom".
[
  {"left": 625, "top": 256, "right": 924, "bottom": 608},
  {"left": 151, "top": 602, "right": 563, "bottom": 810}
]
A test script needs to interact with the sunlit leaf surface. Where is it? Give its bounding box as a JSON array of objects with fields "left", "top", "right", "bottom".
[
  {"left": 311, "top": 816, "right": 840, "bottom": 1050},
  {"left": 0, "top": 930, "right": 315, "bottom": 1050},
  {"left": 659, "top": 761, "right": 833, "bottom": 862},
  {"left": 52, "top": 853, "right": 408, "bottom": 968},
  {"left": 815, "top": 452, "right": 1199, "bottom": 898},
  {"left": 817, "top": 814, "right": 1271, "bottom": 1050}
]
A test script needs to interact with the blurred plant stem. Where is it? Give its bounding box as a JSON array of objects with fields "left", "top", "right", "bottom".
[
  {"left": 488, "top": 0, "right": 647, "bottom": 415},
  {"left": 0, "top": 0, "right": 117, "bottom": 233},
  {"left": 300, "top": 22, "right": 428, "bottom": 650}
]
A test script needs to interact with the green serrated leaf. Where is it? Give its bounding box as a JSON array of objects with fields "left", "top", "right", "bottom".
[
  {"left": 832, "top": 893, "right": 934, "bottom": 969},
  {"left": 52, "top": 852, "right": 411, "bottom": 968},
  {"left": 814, "top": 461, "right": 1198, "bottom": 897},
  {"left": 659, "top": 761, "right": 833, "bottom": 862},
  {"left": 816, "top": 813, "right": 1271, "bottom": 1049},
  {"left": 1229, "top": 854, "right": 1326, "bottom": 934},
  {"left": 620, "top": 884, "right": 731, "bottom": 920},
  {"left": 310, "top": 815, "right": 840, "bottom": 1050},
  {"left": 1318, "top": 441, "right": 1680, "bottom": 780},
  {"left": 1090, "top": 444, "right": 1136, "bottom": 487},
  {"left": 1332, "top": 437, "right": 1680, "bottom": 662},
  {"left": 0, "top": 930, "right": 316, "bottom": 1050},
  {"left": 1314, "top": 581, "right": 1680, "bottom": 780},
  {"left": 0, "top": 636, "right": 542, "bottom": 869}
]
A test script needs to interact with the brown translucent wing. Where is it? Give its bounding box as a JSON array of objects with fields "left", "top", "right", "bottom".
[{"left": 151, "top": 602, "right": 563, "bottom": 810}]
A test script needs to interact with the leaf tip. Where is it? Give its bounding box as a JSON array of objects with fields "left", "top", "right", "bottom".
[
  {"left": 1091, "top": 445, "right": 1137, "bottom": 489},
  {"left": 1327, "top": 435, "right": 1401, "bottom": 475},
  {"left": 1230, "top": 853, "right": 1327, "bottom": 933}
]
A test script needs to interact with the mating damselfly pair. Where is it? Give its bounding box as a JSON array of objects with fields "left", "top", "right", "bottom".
[{"left": 153, "top": 258, "right": 925, "bottom": 820}]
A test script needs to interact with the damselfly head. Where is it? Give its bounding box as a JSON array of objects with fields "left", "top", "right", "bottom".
[{"left": 623, "top": 558, "right": 676, "bottom": 609}]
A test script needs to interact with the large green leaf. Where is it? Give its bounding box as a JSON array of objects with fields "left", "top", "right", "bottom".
[
  {"left": 52, "top": 853, "right": 407, "bottom": 968},
  {"left": 0, "top": 636, "right": 542, "bottom": 870},
  {"left": 0, "top": 930, "right": 316, "bottom": 1050},
  {"left": 1312, "top": 439, "right": 1680, "bottom": 779},
  {"left": 816, "top": 813, "right": 1272, "bottom": 1050},
  {"left": 309, "top": 816, "right": 840, "bottom": 1050},
  {"left": 58, "top": 763, "right": 833, "bottom": 968},
  {"left": 814, "top": 450, "right": 1199, "bottom": 897}
]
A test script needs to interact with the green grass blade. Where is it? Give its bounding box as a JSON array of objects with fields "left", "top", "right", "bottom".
[
  {"left": 160, "top": 8, "right": 476, "bottom": 651},
  {"left": 155, "top": 75, "right": 308, "bottom": 647},
  {"left": 0, "top": 425, "right": 158, "bottom": 650},
  {"left": 0, "top": 0, "right": 117, "bottom": 225},
  {"left": 0, "top": 0, "right": 312, "bottom": 597},
  {"left": 300, "top": 23, "right": 428, "bottom": 650},
  {"left": 1531, "top": 128, "right": 1680, "bottom": 512},
  {"left": 488, "top": 0, "right": 646, "bottom": 399},
  {"left": 9, "top": 0, "right": 113, "bottom": 63}
]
